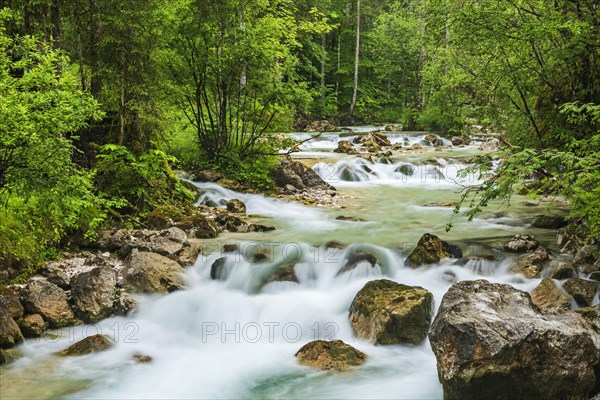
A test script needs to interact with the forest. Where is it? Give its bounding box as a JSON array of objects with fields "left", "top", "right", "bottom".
[{"left": 1, "top": 0, "right": 599, "bottom": 281}]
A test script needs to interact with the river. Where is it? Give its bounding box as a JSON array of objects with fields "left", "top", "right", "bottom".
[{"left": 0, "top": 127, "right": 565, "bottom": 399}]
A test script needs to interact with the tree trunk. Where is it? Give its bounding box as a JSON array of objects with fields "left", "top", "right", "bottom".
[
  {"left": 349, "top": 0, "right": 360, "bottom": 115},
  {"left": 90, "top": 0, "right": 101, "bottom": 99},
  {"left": 50, "top": 0, "right": 61, "bottom": 50},
  {"left": 320, "top": 34, "right": 326, "bottom": 98},
  {"left": 335, "top": 28, "right": 341, "bottom": 95},
  {"left": 118, "top": 80, "right": 125, "bottom": 146}
]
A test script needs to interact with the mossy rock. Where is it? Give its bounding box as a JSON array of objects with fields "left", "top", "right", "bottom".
[
  {"left": 349, "top": 279, "right": 433, "bottom": 345},
  {"left": 406, "top": 233, "right": 463, "bottom": 268},
  {"left": 295, "top": 340, "right": 367, "bottom": 371}
]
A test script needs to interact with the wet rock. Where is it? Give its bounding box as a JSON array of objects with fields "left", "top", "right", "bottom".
[
  {"left": 385, "top": 124, "right": 400, "bottom": 132},
  {"left": 557, "top": 223, "right": 587, "bottom": 255},
  {"left": 210, "top": 257, "right": 227, "bottom": 280},
  {"left": 216, "top": 214, "right": 250, "bottom": 233},
  {"left": 248, "top": 223, "right": 276, "bottom": 232},
  {"left": 411, "top": 143, "right": 423, "bottom": 150},
  {"left": 273, "top": 158, "right": 335, "bottom": 192},
  {"left": 549, "top": 260, "right": 576, "bottom": 280},
  {"left": 349, "top": 279, "right": 433, "bottom": 345},
  {"left": 222, "top": 243, "right": 240, "bottom": 253},
  {"left": 0, "top": 310, "right": 23, "bottom": 348},
  {"left": 194, "top": 170, "right": 224, "bottom": 182},
  {"left": 59, "top": 334, "right": 113, "bottom": 356},
  {"left": 177, "top": 215, "right": 220, "bottom": 239},
  {"left": 217, "top": 179, "right": 245, "bottom": 191},
  {"left": 0, "top": 348, "right": 21, "bottom": 365},
  {"left": 395, "top": 164, "right": 415, "bottom": 176},
  {"left": 133, "top": 353, "right": 153, "bottom": 363},
  {"left": 324, "top": 241, "right": 346, "bottom": 250},
  {"left": 122, "top": 251, "right": 185, "bottom": 294},
  {"left": 71, "top": 265, "right": 117, "bottom": 323},
  {"left": 295, "top": 340, "right": 367, "bottom": 372},
  {"left": 532, "top": 215, "right": 568, "bottom": 229},
  {"left": 114, "top": 291, "right": 138, "bottom": 316},
  {"left": 563, "top": 278, "right": 599, "bottom": 307},
  {"left": 334, "top": 140, "right": 356, "bottom": 154},
  {"left": 266, "top": 264, "right": 298, "bottom": 284},
  {"left": 503, "top": 234, "right": 539, "bottom": 253},
  {"left": 479, "top": 138, "right": 501, "bottom": 151},
  {"left": 451, "top": 136, "right": 470, "bottom": 146},
  {"left": 177, "top": 242, "right": 202, "bottom": 266},
  {"left": 0, "top": 288, "right": 24, "bottom": 319},
  {"left": 335, "top": 216, "right": 366, "bottom": 222},
  {"left": 125, "top": 227, "right": 189, "bottom": 258},
  {"left": 23, "top": 279, "right": 75, "bottom": 328},
  {"left": 425, "top": 134, "right": 442, "bottom": 146},
  {"left": 226, "top": 199, "right": 246, "bottom": 214},
  {"left": 514, "top": 247, "right": 549, "bottom": 278},
  {"left": 17, "top": 314, "right": 45, "bottom": 338},
  {"left": 429, "top": 280, "right": 600, "bottom": 400},
  {"left": 531, "top": 278, "right": 572, "bottom": 310},
  {"left": 406, "top": 234, "right": 463, "bottom": 268}
]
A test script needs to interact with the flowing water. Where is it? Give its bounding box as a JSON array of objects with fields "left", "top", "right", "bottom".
[{"left": 1, "top": 129, "right": 569, "bottom": 399}]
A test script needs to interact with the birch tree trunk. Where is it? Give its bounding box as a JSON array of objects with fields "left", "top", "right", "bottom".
[{"left": 349, "top": 0, "right": 360, "bottom": 115}]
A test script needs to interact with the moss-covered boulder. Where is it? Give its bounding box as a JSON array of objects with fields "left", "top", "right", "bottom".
[
  {"left": 531, "top": 278, "right": 572, "bottom": 310},
  {"left": 177, "top": 214, "right": 220, "bottom": 239},
  {"left": 226, "top": 199, "right": 246, "bottom": 214},
  {"left": 295, "top": 340, "right": 367, "bottom": 372},
  {"left": 59, "top": 334, "right": 113, "bottom": 356},
  {"left": 405, "top": 234, "right": 462, "bottom": 268},
  {"left": 349, "top": 279, "right": 433, "bottom": 345}
]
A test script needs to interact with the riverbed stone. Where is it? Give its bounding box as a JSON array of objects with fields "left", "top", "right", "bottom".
[
  {"left": 194, "top": 170, "right": 224, "bottom": 182},
  {"left": 71, "top": 265, "right": 117, "bottom": 323},
  {"left": 573, "top": 244, "right": 600, "bottom": 274},
  {"left": 349, "top": 279, "right": 433, "bottom": 345},
  {"left": 514, "top": 247, "right": 549, "bottom": 278},
  {"left": 295, "top": 340, "right": 367, "bottom": 371},
  {"left": 265, "top": 263, "right": 298, "bottom": 284},
  {"left": 563, "top": 277, "right": 599, "bottom": 307},
  {"left": 210, "top": 257, "right": 227, "bottom": 280},
  {"left": 0, "top": 348, "right": 22, "bottom": 365},
  {"left": 122, "top": 251, "right": 185, "bottom": 294},
  {"left": 272, "top": 157, "right": 334, "bottom": 191},
  {"left": 59, "top": 334, "right": 113, "bottom": 356},
  {"left": 23, "top": 279, "right": 75, "bottom": 328},
  {"left": 177, "top": 242, "right": 202, "bottom": 266},
  {"left": 503, "top": 234, "right": 539, "bottom": 253},
  {"left": 334, "top": 140, "right": 356, "bottom": 154},
  {"left": 429, "top": 280, "right": 600, "bottom": 400},
  {"left": 405, "top": 234, "right": 463, "bottom": 268},
  {"left": 226, "top": 199, "right": 246, "bottom": 214},
  {"left": 17, "top": 314, "right": 45, "bottom": 338},
  {"left": 531, "top": 278, "right": 572, "bottom": 310}
]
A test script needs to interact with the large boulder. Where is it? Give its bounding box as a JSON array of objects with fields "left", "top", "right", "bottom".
[
  {"left": 305, "top": 120, "right": 337, "bottom": 132},
  {"left": 272, "top": 158, "right": 334, "bottom": 191},
  {"left": 59, "top": 334, "right": 113, "bottom": 356},
  {"left": 532, "top": 215, "right": 568, "bottom": 229},
  {"left": 122, "top": 227, "right": 188, "bottom": 258},
  {"left": 122, "top": 251, "right": 185, "bottom": 294},
  {"left": 549, "top": 260, "right": 576, "bottom": 280},
  {"left": 563, "top": 278, "right": 599, "bottom": 307},
  {"left": 531, "top": 278, "right": 571, "bottom": 310},
  {"left": 514, "top": 247, "right": 549, "bottom": 278},
  {"left": 503, "top": 234, "right": 539, "bottom": 253},
  {"left": 71, "top": 265, "right": 117, "bottom": 323},
  {"left": 0, "top": 309, "right": 23, "bottom": 348},
  {"left": 193, "top": 170, "right": 224, "bottom": 182},
  {"left": 557, "top": 223, "right": 588, "bottom": 255},
  {"left": 573, "top": 244, "right": 600, "bottom": 274},
  {"left": 479, "top": 138, "right": 501, "bottom": 151},
  {"left": 405, "top": 234, "right": 463, "bottom": 268},
  {"left": 23, "top": 279, "right": 75, "bottom": 328},
  {"left": 295, "top": 340, "right": 367, "bottom": 371},
  {"left": 429, "top": 280, "right": 600, "bottom": 400},
  {"left": 349, "top": 279, "right": 433, "bottom": 345}
]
